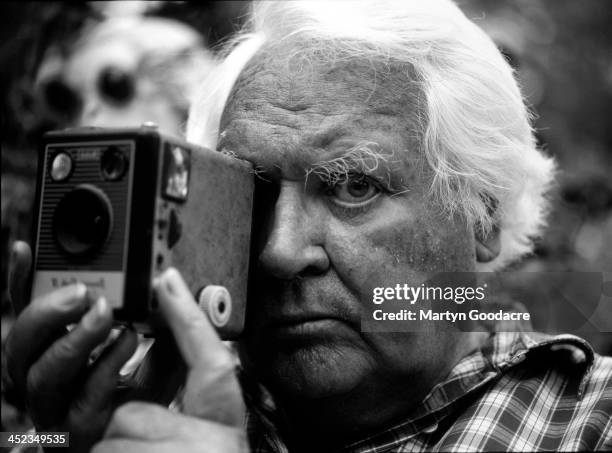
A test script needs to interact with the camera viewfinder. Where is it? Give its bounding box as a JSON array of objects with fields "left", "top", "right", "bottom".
[{"left": 101, "top": 146, "right": 128, "bottom": 180}]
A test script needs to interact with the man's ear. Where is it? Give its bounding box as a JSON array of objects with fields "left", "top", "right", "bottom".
[
  {"left": 475, "top": 194, "right": 501, "bottom": 263},
  {"left": 475, "top": 225, "right": 501, "bottom": 263}
]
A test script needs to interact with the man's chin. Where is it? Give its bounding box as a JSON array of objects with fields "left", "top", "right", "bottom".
[{"left": 255, "top": 343, "right": 370, "bottom": 399}]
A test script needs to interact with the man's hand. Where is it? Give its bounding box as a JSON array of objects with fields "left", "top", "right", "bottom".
[
  {"left": 93, "top": 403, "right": 246, "bottom": 453},
  {"left": 93, "top": 268, "right": 247, "bottom": 452},
  {"left": 5, "top": 241, "right": 246, "bottom": 452},
  {"left": 4, "top": 241, "right": 139, "bottom": 452}
]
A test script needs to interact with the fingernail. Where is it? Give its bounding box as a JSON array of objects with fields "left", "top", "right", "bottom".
[
  {"left": 75, "top": 282, "right": 88, "bottom": 298},
  {"left": 82, "top": 296, "right": 109, "bottom": 329},
  {"left": 162, "top": 268, "right": 183, "bottom": 296}
]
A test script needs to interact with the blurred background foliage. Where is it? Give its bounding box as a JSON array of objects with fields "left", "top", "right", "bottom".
[
  {"left": 1, "top": 0, "right": 611, "bottom": 434},
  {"left": 460, "top": 0, "right": 612, "bottom": 356}
]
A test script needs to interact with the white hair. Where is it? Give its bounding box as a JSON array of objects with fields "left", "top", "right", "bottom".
[{"left": 187, "top": 0, "right": 556, "bottom": 271}]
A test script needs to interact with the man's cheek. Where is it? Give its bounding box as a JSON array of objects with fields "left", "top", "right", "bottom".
[
  {"left": 366, "top": 211, "right": 474, "bottom": 273},
  {"left": 365, "top": 221, "right": 438, "bottom": 274},
  {"left": 326, "top": 229, "right": 421, "bottom": 305}
]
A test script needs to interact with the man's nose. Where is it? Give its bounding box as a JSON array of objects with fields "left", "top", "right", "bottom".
[{"left": 258, "top": 183, "right": 329, "bottom": 279}]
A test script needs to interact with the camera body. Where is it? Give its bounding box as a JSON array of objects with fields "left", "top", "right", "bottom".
[{"left": 30, "top": 125, "right": 254, "bottom": 339}]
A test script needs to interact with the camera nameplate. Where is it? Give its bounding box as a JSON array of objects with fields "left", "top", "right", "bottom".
[{"left": 32, "top": 271, "right": 125, "bottom": 308}]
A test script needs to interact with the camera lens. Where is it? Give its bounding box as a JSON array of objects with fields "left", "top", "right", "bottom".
[
  {"left": 53, "top": 185, "right": 113, "bottom": 256},
  {"left": 101, "top": 147, "right": 128, "bottom": 180}
]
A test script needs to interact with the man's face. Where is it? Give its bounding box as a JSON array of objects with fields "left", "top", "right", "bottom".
[{"left": 219, "top": 50, "right": 477, "bottom": 400}]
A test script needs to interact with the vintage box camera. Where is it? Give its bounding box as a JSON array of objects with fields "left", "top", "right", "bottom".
[{"left": 30, "top": 125, "right": 254, "bottom": 339}]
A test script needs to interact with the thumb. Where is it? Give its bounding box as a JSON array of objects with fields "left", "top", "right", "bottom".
[{"left": 153, "top": 268, "right": 245, "bottom": 427}]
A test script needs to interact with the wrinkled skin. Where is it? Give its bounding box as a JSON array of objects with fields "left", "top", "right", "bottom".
[
  {"left": 220, "top": 46, "right": 483, "bottom": 447},
  {"left": 6, "top": 43, "right": 489, "bottom": 451}
]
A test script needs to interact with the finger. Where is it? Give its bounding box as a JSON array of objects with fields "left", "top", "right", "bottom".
[
  {"left": 67, "top": 328, "right": 138, "bottom": 433},
  {"left": 154, "top": 269, "right": 244, "bottom": 425},
  {"left": 5, "top": 283, "right": 91, "bottom": 393},
  {"left": 182, "top": 357, "right": 245, "bottom": 427},
  {"left": 73, "top": 327, "right": 138, "bottom": 413},
  {"left": 8, "top": 241, "right": 32, "bottom": 314},
  {"left": 26, "top": 297, "right": 114, "bottom": 427},
  {"left": 153, "top": 268, "right": 232, "bottom": 369}
]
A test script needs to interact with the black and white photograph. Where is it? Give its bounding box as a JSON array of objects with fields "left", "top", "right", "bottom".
[{"left": 1, "top": 1, "right": 611, "bottom": 452}]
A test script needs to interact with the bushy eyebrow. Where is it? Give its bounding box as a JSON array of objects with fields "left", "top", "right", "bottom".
[
  {"left": 217, "top": 132, "right": 409, "bottom": 191},
  {"left": 305, "top": 141, "right": 400, "bottom": 189}
]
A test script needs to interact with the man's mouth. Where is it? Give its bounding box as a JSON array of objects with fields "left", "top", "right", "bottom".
[{"left": 268, "top": 315, "right": 351, "bottom": 341}]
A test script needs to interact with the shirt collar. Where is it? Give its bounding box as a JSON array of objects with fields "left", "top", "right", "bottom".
[
  {"left": 242, "top": 327, "right": 596, "bottom": 452},
  {"left": 341, "top": 329, "right": 596, "bottom": 451}
]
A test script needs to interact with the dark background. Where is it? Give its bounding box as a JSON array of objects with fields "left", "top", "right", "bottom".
[{"left": 2, "top": 0, "right": 611, "bottom": 435}]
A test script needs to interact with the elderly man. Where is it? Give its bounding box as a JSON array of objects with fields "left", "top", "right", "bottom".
[{"left": 5, "top": 1, "right": 612, "bottom": 452}]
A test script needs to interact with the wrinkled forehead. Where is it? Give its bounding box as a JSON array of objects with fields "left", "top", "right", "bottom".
[{"left": 219, "top": 43, "right": 423, "bottom": 135}]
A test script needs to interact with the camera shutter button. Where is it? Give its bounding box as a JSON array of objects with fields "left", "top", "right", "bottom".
[{"left": 167, "top": 209, "right": 182, "bottom": 248}]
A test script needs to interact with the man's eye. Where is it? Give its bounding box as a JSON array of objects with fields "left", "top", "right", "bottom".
[{"left": 329, "top": 174, "right": 381, "bottom": 205}]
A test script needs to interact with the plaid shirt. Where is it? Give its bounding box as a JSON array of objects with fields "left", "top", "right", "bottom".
[{"left": 243, "top": 330, "right": 612, "bottom": 452}]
